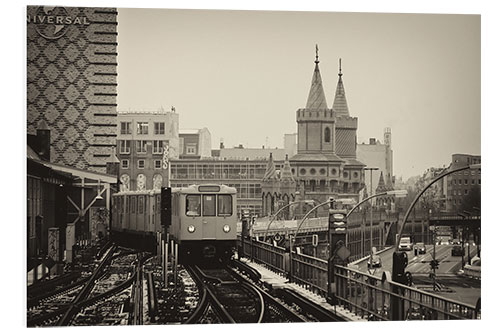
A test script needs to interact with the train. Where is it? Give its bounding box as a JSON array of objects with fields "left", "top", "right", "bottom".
[{"left": 111, "top": 184, "right": 238, "bottom": 263}]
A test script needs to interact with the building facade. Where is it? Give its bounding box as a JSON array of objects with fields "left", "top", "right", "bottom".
[
  {"left": 170, "top": 158, "right": 281, "bottom": 217},
  {"left": 289, "top": 53, "right": 365, "bottom": 205},
  {"left": 179, "top": 128, "right": 212, "bottom": 159},
  {"left": 445, "top": 154, "right": 481, "bottom": 212},
  {"left": 116, "top": 109, "right": 179, "bottom": 191},
  {"left": 27, "top": 6, "right": 118, "bottom": 173},
  {"left": 357, "top": 128, "right": 394, "bottom": 196}
]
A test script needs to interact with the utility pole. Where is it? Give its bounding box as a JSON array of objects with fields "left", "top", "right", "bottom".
[{"left": 364, "top": 167, "right": 379, "bottom": 266}]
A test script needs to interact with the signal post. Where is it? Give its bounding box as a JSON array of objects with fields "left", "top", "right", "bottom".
[
  {"left": 327, "top": 198, "right": 349, "bottom": 305},
  {"left": 160, "top": 187, "right": 172, "bottom": 288}
]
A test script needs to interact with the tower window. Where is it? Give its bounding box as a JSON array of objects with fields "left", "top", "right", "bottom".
[{"left": 324, "top": 127, "right": 331, "bottom": 143}]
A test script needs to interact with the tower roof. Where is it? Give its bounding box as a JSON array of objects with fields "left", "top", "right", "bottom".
[
  {"left": 385, "top": 173, "right": 393, "bottom": 191},
  {"left": 262, "top": 153, "right": 279, "bottom": 181},
  {"left": 280, "top": 154, "right": 295, "bottom": 183},
  {"left": 376, "top": 171, "right": 386, "bottom": 192},
  {"left": 305, "top": 45, "right": 328, "bottom": 110},
  {"left": 332, "top": 58, "right": 350, "bottom": 116}
]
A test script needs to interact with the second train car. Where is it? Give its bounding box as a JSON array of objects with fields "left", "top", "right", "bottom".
[{"left": 111, "top": 184, "right": 238, "bottom": 262}]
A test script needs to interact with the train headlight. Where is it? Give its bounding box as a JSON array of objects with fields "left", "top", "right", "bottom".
[
  {"left": 223, "top": 225, "right": 231, "bottom": 233},
  {"left": 187, "top": 225, "right": 196, "bottom": 233}
]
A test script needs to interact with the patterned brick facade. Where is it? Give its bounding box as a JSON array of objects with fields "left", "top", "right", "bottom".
[{"left": 27, "top": 6, "right": 118, "bottom": 172}]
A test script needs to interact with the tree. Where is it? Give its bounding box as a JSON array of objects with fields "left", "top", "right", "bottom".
[{"left": 459, "top": 186, "right": 481, "bottom": 213}]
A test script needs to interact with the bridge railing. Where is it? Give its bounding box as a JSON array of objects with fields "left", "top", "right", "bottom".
[
  {"left": 290, "top": 252, "right": 328, "bottom": 297},
  {"left": 240, "top": 238, "right": 479, "bottom": 320},
  {"left": 333, "top": 265, "right": 478, "bottom": 320}
]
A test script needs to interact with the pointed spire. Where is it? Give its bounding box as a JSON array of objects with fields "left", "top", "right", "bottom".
[
  {"left": 263, "top": 153, "right": 279, "bottom": 181},
  {"left": 305, "top": 45, "right": 328, "bottom": 110},
  {"left": 385, "top": 173, "right": 393, "bottom": 191},
  {"left": 332, "top": 58, "right": 350, "bottom": 116},
  {"left": 376, "top": 171, "right": 386, "bottom": 193},
  {"left": 280, "top": 155, "right": 295, "bottom": 183}
]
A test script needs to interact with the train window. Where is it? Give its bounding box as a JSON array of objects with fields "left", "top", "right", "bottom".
[
  {"left": 203, "top": 195, "right": 216, "bottom": 216},
  {"left": 186, "top": 195, "right": 201, "bottom": 216},
  {"left": 131, "top": 196, "right": 136, "bottom": 213},
  {"left": 138, "top": 196, "right": 144, "bottom": 214},
  {"left": 218, "top": 195, "right": 232, "bottom": 216}
]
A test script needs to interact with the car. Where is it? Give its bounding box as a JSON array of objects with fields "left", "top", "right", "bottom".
[
  {"left": 399, "top": 237, "right": 413, "bottom": 251},
  {"left": 451, "top": 239, "right": 461, "bottom": 245},
  {"left": 415, "top": 242, "right": 426, "bottom": 254},
  {"left": 367, "top": 254, "right": 382, "bottom": 268},
  {"left": 451, "top": 245, "right": 464, "bottom": 256}
]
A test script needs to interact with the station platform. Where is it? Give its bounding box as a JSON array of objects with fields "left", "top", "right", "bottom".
[{"left": 239, "top": 257, "right": 364, "bottom": 322}]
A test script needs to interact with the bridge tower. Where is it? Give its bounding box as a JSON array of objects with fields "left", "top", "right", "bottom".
[{"left": 290, "top": 48, "right": 365, "bottom": 207}]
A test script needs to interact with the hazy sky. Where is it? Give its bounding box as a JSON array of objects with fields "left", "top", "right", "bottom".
[{"left": 117, "top": 8, "right": 480, "bottom": 180}]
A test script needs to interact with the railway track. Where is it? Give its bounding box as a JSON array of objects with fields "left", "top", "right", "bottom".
[
  {"left": 185, "top": 262, "right": 308, "bottom": 324},
  {"left": 185, "top": 265, "right": 264, "bottom": 323},
  {"left": 27, "top": 246, "right": 151, "bottom": 327}
]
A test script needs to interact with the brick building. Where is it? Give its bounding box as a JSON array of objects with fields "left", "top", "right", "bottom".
[{"left": 27, "top": 6, "right": 118, "bottom": 173}]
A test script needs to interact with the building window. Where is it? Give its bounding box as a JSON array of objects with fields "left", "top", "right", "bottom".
[
  {"left": 331, "top": 169, "right": 337, "bottom": 176},
  {"left": 458, "top": 190, "right": 461, "bottom": 196},
  {"left": 465, "top": 189, "right": 469, "bottom": 195},
  {"left": 300, "top": 168, "right": 306, "bottom": 175},
  {"left": 472, "top": 179, "right": 475, "bottom": 185},
  {"left": 310, "top": 168, "right": 316, "bottom": 175},
  {"left": 121, "top": 159, "right": 129, "bottom": 169},
  {"left": 137, "top": 140, "right": 147, "bottom": 154},
  {"left": 471, "top": 171, "right": 475, "bottom": 176},
  {"left": 137, "top": 122, "right": 149, "bottom": 135},
  {"left": 464, "top": 171, "right": 469, "bottom": 176},
  {"left": 154, "top": 122, "right": 165, "bottom": 135},
  {"left": 153, "top": 140, "right": 163, "bottom": 154},
  {"left": 464, "top": 179, "right": 468, "bottom": 185},
  {"left": 353, "top": 172, "right": 358, "bottom": 178},
  {"left": 186, "top": 145, "right": 196, "bottom": 155},
  {"left": 119, "top": 140, "right": 131, "bottom": 154},
  {"left": 343, "top": 171, "right": 349, "bottom": 178},
  {"left": 120, "top": 122, "right": 131, "bottom": 135},
  {"left": 478, "top": 179, "right": 481, "bottom": 185},
  {"left": 138, "top": 160, "right": 145, "bottom": 169},
  {"left": 154, "top": 160, "right": 162, "bottom": 169},
  {"left": 324, "top": 127, "right": 331, "bottom": 143}
]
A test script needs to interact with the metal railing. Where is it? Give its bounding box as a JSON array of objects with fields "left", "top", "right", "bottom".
[{"left": 239, "top": 239, "right": 479, "bottom": 321}]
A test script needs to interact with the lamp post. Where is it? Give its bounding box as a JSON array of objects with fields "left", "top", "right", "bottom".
[
  {"left": 364, "top": 167, "right": 379, "bottom": 264},
  {"left": 263, "top": 199, "right": 318, "bottom": 240}
]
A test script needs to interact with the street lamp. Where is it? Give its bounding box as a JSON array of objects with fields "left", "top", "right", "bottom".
[
  {"left": 364, "top": 167, "right": 379, "bottom": 260},
  {"left": 263, "top": 199, "right": 318, "bottom": 240}
]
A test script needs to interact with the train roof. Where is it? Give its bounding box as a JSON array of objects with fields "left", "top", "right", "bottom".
[{"left": 113, "top": 184, "right": 237, "bottom": 196}]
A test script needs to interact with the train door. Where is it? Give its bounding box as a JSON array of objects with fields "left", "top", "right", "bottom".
[{"left": 202, "top": 194, "right": 217, "bottom": 239}]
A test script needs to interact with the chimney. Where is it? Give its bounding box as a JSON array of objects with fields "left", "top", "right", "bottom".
[{"left": 369, "top": 138, "right": 376, "bottom": 145}]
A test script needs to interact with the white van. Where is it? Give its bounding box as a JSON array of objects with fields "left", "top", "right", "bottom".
[{"left": 399, "top": 237, "right": 413, "bottom": 251}]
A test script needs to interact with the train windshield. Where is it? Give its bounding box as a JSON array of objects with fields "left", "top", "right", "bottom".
[
  {"left": 218, "top": 195, "right": 232, "bottom": 216},
  {"left": 185, "top": 194, "right": 233, "bottom": 217},
  {"left": 186, "top": 195, "right": 201, "bottom": 216}
]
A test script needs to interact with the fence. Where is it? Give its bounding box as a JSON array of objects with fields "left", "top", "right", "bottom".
[{"left": 239, "top": 237, "right": 479, "bottom": 320}]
